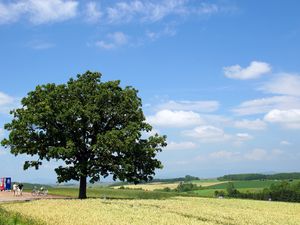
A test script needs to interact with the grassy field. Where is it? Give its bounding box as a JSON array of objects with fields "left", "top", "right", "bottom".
[
  {"left": 3, "top": 197, "right": 300, "bottom": 225},
  {"left": 206, "top": 180, "right": 280, "bottom": 189},
  {"left": 47, "top": 187, "right": 196, "bottom": 199}
]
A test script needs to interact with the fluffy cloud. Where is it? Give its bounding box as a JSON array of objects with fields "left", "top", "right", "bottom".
[
  {"left": 223, "top": 61, "right": 271, "bottom": 80},
  {"left": 166, "top": 141, "right": 197, "bottom": 150},
  {"left": 157, "top": 100, "right": 219, "bottom": 112},
  {"left": 260, "top": 73, "right": 300, "bottom": 96},
  {"left": 233, "top": 96, "right": 300, "bottom": 116},
  {"left": 264, "top": 109, "right": 300, "bottom": 129},
  {"left": 95, "top": 32, "right": 128, "bottom": 49},
  {"left": 0, "top": 0, "right": 78, "bottom": 25},
  {"left": 183, "top": 125, "right": 230, "bottom": 142},
  {"left": 147, "top": 110, "right": 203, "bottom": 127},
  {"left": 234, "top": 119, "right": 267, "bottom": 130}
]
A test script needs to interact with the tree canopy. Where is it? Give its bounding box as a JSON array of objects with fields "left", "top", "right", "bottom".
[{"left": 1, "top": 71, "right": 167, "bottom": 198}]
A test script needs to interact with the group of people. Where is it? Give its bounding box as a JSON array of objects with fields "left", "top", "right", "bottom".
[{"left": 12, "top": 183, "right": 24, "bottom": 196}]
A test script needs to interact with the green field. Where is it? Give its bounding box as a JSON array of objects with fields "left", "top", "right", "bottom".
[
  {"left": 48, "top": 187, "right": 197, "bottom": 199},
  {"left": 206, "top": 180, "right": 280, "bottom": 189}
]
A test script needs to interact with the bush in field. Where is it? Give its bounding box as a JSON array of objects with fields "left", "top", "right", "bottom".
[
  {"left": 214, "top": 190, "right": 225, "bottom": 197},
  {"left": 176, "top": 182, "right": 200, "bottom": 192},
  {"left": 226, "top": 182, "right": 239, "bottom": 197}
]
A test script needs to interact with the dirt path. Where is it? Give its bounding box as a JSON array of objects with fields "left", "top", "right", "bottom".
[{"left": 0, "top": 191, "right": 70, "bottom": 203}]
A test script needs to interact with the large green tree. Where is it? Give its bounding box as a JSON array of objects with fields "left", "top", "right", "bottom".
[{"left": 1, "top": 71, "right": 167, "bottom": 199}]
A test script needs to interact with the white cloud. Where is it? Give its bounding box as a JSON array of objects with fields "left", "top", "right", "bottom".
[
  {"left": 104, "top": 0, "right": 225, "bottom": 24},
  {"left": 183, "top": 125, "right": 230, "bottom": 142},
  {"left": 147, "top": 110, "right": 203, "bottom": 127},
  {"left": 223, "top": 61, "right": 271, "bottom": 80},
  {"left": 200, "top": 148, "right": 283, "bottom": 162},
  {"left": 157, "top": 100, "right": 219, "bottom": 112},
  {"left": 234, "top": 119, "right": 267, "bottom": 130},
  {"left": 0, "top": 128, "right": 4, "bottom": 137},
  {"left": 0, "top": 0, "right": 78, "bottom": 25},
  {"left": 280, "top": 141, "right": 292, "bottom": 146},
  {"left": 0, "top": 92, "right": 14, "bottom": 106},
  {"left": 27, "top": 40, "right": 55, "bottom": 50},
  {"left": 166, "top": 141, "right": 197, "bottom": 150},
  {"left": 264, "top": 109, "right": 300, "bottom": 129},
  {"left": 0, "top": 91, "right": 19, "bottom": 115},
  {"left": 236, "top": 133, "right": 253, "bottom": 142},
  {"left": 260, "top": 73, "right": 300, "bottom": 96},
  {"left": 85, "top": 1, "right": 102, "bottom": 23},
  {"left": 233, "top": 96, "right": 300, "bottom": 116},
  {"left": 244, "top": 148, "right": 268, "bottom": 161},
  {"left": 209, "top": 150, "right": 240, "bottom": 160},
  {"left": 146, "top": 24, "right": 177, "bottom": 41},
  {"left": 95, "top": 32, "right": 128, "bottom": 49}
]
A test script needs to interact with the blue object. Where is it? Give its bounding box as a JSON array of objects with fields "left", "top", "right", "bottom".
[{"left": 5, "top": 177, "right": 11, "bottom": 190}]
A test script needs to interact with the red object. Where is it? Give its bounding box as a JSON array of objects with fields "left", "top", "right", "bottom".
[{"left": 0, "top": 178, "right": 4, "bottom": 191}]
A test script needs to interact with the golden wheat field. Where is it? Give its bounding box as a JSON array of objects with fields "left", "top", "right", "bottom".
[
  {"left": 4, "top": 197, "right": 300, "bottom": 225},
  {"left": 113, "top": 181, "right": 225, "bottom": 191}
]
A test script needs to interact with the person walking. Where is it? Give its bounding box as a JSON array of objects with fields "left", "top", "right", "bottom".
[
  {"left": 18, "top": 183, "right": 24, "bottom": 196},
  {"left": 13, "top": 183, "right": 18, "bottom": 196}
]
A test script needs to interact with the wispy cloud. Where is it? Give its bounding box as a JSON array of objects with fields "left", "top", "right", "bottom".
[
  {"left": 156, "top": 100, "right": 219, "bottom": 112},
  {"left": 0, "top": 91, "right": 19, "bottom": 115},
  {"left": 84, "top": 1, "right": 102, "bottom": 23},
  {"left": 0, "top": 0, "right": 78, "bottom": 25},
  {"left": 234, "top": 119, "right": 267, "bottom": 130},
  {"left": 280, "top": 140, "right": 292, "bottom": 146},
  {"left": 27, "top": 40, "right": 55, "bottom": 50},
  {"left": 232, "top": 96, "right": 300, "bottom": 116},
  {"left": 260, "top": 73, "right": 300, "bottom": 96},
  {"left": 95, "top": 32, "right": 128, "bottom": 50}
]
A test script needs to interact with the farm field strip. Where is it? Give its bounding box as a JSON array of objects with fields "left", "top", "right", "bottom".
[
  {"left": 4, "top": 197, "right": 300, "bottom": 225},
  {"left": 112, "top": 180, "right": 226, "bottom": 191}
]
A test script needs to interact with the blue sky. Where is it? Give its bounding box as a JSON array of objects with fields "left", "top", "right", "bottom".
[{"left": 1, "top": 0, "right": 300, "bottom": 183}]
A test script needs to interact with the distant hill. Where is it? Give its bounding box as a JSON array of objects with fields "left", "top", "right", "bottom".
[
  {"left": 22, "top": 183, "right": 53, "bottom": 190},
  {"left": 218, "top": 172, "right": 300, "bottom": 181}
]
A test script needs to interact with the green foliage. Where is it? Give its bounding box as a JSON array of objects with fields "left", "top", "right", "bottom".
[
  {"left": 226, "top": 182, "right": 238, "bottom": 197},
  {"left": 223, "top": 181, "right": 300, "bottom": 202},
  {"left": 175, "top": 182, "right": 200, "bottom": 192},
  {"left": 214, "top": 190, "right": 225, "bottom": 197},
  {"left": 218, "top": 172, "right": 300, "bottom": 181},
  {"left": 1, "top": 71, "right": 167, "bottom": 198}
]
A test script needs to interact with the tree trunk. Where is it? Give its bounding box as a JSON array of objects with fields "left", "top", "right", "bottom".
[{"left": 79, "top": 175, "right": 87, "bottom": 199}]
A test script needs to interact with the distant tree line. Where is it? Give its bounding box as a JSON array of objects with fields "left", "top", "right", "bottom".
[
  {"left": 215, "top": 181, "right": 300, "bottom": 202},
  {"left": 218, "top": 172, "right": 300, "bottom": 181}
]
